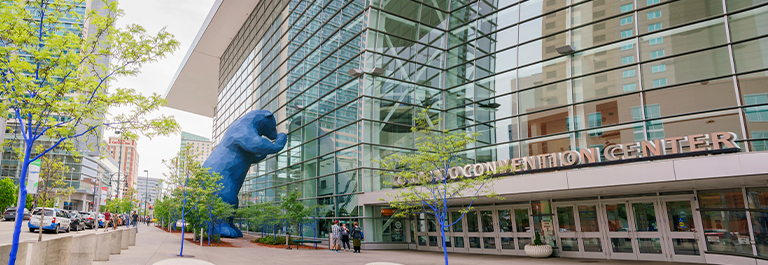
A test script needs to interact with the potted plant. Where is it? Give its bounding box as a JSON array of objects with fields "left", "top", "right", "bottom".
[{"left": 524, "top": 231, "right": 552, "bottom": 258}]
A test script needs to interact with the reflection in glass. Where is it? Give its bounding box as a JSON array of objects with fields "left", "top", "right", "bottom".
[
  {"left": 701, "top": 210, "right": 752, "bottom": 255},
  {"left": 729, "top": 5, "right": 768, "bottom": 42},
  {"left": 579, "top": 205, "right": 600, "bottom": 232},
  {"left": 606, "top": 204, "right": 629, "bottom": 232},
  {"left": 557, "top": 206, "right": 576, "bottom": 232},
  {"left": 672, "top": 239, "right": 700, "bottom": 256},
  {"left": 583, "top": 238, "right": 602, "bottom": 252},
  {"left": 419, "top": 235, "right": 427, "bottom": 246},
  {"left": 467, "top": 211, "right": 479, "bottom": 232},
  {"left": 732, "top": 36, "right": 768, "bottom": 73},
  {"left": 498, "top": 209, "right": 513, "bottom": 232},
  {"left": 561, "top": 238, "right": 578, "bottom": 251},
  {"left": 639, "top": 18, "right": 727, "bottom": 61},
  {"left": 638, "top": 238, "right": 663, "bottom": 254},
  {"left": 481, "top": 210, "right": 495, "bottom": 232},
  {"left": 483, "top": 237, "right": 496, "bottom": 249},
  {"left": 501, "top": 237, "right": 514, "bottom": 249},
  {"left": 451, "top": 212, "right": 464, "bottom": 232},
  {"left": 515, "top": 209, "right": 530, "bottom": 233},
  {"left": 518, "top": 237, "right": 531, "bottom": 249},
  {"left": 666, "top": 201, "right": 695, "bottom": 232},
  {"left": 429, "top": 236, "right": 438, "bottom": 246},
  {"left": 454, "top": 236, "right": 465, "bottom": 248},
  {"left": 469, "top": 237, "right": 481, "bottom": 248},
  {"left": 633, "top": 203, "right": 658, "bottom": 232},
  {"left": 698, "top": 189, "right": 746, "bottom": 208},
  {"left": 611, "top": 238, "right": 633, "bottom": 253}
]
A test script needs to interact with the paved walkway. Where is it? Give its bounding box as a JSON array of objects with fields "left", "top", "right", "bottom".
[{"left": 97, "top": 225, "right": 694, "bottom": 265}]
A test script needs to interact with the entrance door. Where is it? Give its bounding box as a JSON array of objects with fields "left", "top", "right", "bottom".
[
  {"left": 497, "top": 206, "right": 532, "bottom": 255},
  {"left": 478, "top": 209, "right": 498, "bottom": 254},
  {"left": 603, "top": 200, "right": 667, "bottom": 261},
  {"left": 465, "top": 210, "right": 483, "bottom": 254},
  {"left": 661, "top": 197, "right": 705, "bottom": 263},
  {"left": 415, "top": 214, "right": 441, "bottom": 251},
  {"left": 554, "top": 202, "right": 607, "bottom": 259},
  {"left": 447, "top": 211, "right": 466, "bottom": 253}
]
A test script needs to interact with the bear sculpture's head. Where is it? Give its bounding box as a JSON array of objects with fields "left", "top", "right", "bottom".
[{"left": 238, "top": 109, "right": 279, "bottom": 141}]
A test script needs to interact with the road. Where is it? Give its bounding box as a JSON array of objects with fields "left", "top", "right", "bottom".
[{"left": 0, "top": 218, "right": 127, "bottom": 245}]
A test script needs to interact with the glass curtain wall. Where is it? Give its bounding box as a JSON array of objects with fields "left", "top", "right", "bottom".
[{"left": 217, "top": 0, "right": 768, "bottom": 240}]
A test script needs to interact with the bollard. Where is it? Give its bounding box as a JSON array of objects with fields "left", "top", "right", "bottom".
[
  {"left": 120, "top": 229, "right": 129, "bottom": 250},
  {"left": 94, "top": 232, "right": 111, "bottom": 261},
  {"left": 201, "top": 228, "right": 204, "bottom": 247},
  {"left": 0, "top": 241, "right": 28, "bottom": 265},
  {"left": 129, "top": 227, "right": 136, "bottom": 246},
  {"left": 110, "top": 230, "right": 122, "bottom": 255},
  {"left": 70, "top": 234, "right": 96, "bottom": 265}
]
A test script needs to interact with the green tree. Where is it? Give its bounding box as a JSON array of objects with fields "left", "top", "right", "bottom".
[
  {"left": 280, "top": 190, "right": 316, "bottom": 237},
  {"left": 0, "top": 1, "right": 181, "bottom": 261},
  {"left": 377, "top": 109, "right": 512, "bottom": 265},
  {"left": 33, "top": 156, "right": 75, "bottom": 242},
  {"left": 0, "top": 178, "right": 17, "bottom": 211}
]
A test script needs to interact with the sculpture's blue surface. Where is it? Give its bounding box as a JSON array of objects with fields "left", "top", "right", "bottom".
[{"left": 203, "top": 110, "right": 287, "bottom": 238}]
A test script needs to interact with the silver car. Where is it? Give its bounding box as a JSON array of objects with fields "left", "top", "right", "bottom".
[{"left": 3, "top": 207, "right": 30, "bottom": 221}]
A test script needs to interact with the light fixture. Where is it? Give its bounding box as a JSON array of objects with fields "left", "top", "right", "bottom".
[
  {"left": 371, "top": 67, "right": 386, "bottom": 75},
  {"left": 555, "top": 45, "right": 576, "bottom": 55},
  {"left": 347, "top": 69, "right": 363, "bottom": 77}
]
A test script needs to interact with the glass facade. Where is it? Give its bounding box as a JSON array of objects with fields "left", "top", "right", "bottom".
[{"left": 214, "top": 0, "right": 768, "bottom": 240}]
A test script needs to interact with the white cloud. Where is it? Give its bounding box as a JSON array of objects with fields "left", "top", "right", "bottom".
[{"left": 111, "top": 0, "right": 216, "bottom": 181}]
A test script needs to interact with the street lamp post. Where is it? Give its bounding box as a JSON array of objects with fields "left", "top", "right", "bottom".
[{"left": 143, "top": 170, "right": 148, "bottom": 217}]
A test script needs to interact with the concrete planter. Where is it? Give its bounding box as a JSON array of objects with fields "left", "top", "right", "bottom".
[
  {"left": 110, "top": 230, "right": 122, "bottom": 255},
  {"left": 524, "top": 244, "right": 552, "bottom": 258},
  {"left": 94, "top": 232, "right": 112, "bottom": 261},
  {"left": 70, "top": 234, "right": 96, "bottom": 265},
  {"left": 129, "top": 228, "right": 136, "bottom": 246},
  {"left": 120, "top": 229, "right": 129, "bottom": 250},
  {"left": 0, "top": 241, "right": 28, "bottom": 265},
  {"left": 28, "top": 237, "right": 72, "bottom": 265}
]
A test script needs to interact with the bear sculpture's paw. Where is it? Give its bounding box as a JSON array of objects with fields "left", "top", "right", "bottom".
[{"left": 216, "top": 222, "right": 243, "bottom": 238}]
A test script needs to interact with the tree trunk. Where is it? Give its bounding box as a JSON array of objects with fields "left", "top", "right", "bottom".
[
  {"left": 38, "top": 205, "right": 45, "bottom": 242},
  {"left": 440, "top": 225, "right": 448, "bottom": 265},
  {"left": 9, "top": 144, "right": 32, "bottom": 265}
]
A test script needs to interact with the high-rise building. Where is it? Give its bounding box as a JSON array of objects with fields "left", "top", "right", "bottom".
[
  {"left": 0, "top": 0, "right": 113, "bottom": 212},
  {"left": 137, "top": 176, "right": 162, "bottom": 214},
  {"left": 180, "top": 131, "right": 212, "bottom": 164},
  {"left": 166, "top": 0, "right": 768, "bottom": 263},
  {"left": 106, "top": 137, "right": 139, "bottom": 198}
]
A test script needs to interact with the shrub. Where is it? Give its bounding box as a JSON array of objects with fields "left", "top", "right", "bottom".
[{"left": 254, "top": 236, "right": 296, "bottom": 245}]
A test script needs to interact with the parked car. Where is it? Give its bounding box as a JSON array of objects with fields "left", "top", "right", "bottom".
[
  {"left": 28, "top": 208, "right": 71, "bottom": 234},
  {"left": 67, "top": 211, "right": 86, "bottom": 231},
  {"left": 98, "top": 214, "right": 105, "bottom": 228},
  {"left": 3, "top": 207, "right": 30, "bottom": 221},
  {"left": 78, "top": 211, "right": 96, "bottom": 229}
]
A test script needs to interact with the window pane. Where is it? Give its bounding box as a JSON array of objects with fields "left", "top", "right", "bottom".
[
  {"left": 641, "top": 47, "right": 731, "bottom": 89},
  {"left": 520, "top": 107, "right": 571, "bottom": 139},
  {"left": 611, "top": 238, "right": 633, "bottom": 253},
  {"left": 518, "top": 57, "right": 567, "bottom": 91},
  {"left": 639, "top": 18, "right": 727, "bottom": 61},
  {"left": 561, "top": 238, "right": 578, "bottom": 251},
  {"left": 751, "top": 211, "right": 768, "bottom": 257},
  {"left": 454, "top": 236, "right": 465, "bottom": 248},
  {"left": 467, "top": 210, "right": 479, "bottom": 232},
  {"left": 672, "top": 239, "right": 700, "bottom": 255},
  {"left": 519, "top": 0, "right": 566, "bottom": 22},
  {"left": 518, "top": 33, "right": 568, "bottom": 66},
  {"left": 667, "top": 201, "right": 696, "bottom": 232},
  {"left": 701, "top": 210, "right": 752, "bottom": 255},
  {"left": 468, "top": 237, "right": 481, "bottom": 248},
  {"left": 648, "top": 110, "right": 742, "bottom": 143},
  {"left": 729, "top": 5, "right": 768, "bottom": 42},
  {"left": 737, "top": 72, "right": 768, "bottom": 106},
  {"left": 606, "top": 204, "right": 630, "bottom": 232},
  {"left": 573, "top": 40, "right": 638, "bottom": 76},
  {"left": 515, "top": 208, "right": 530, "bottom": 233},
  {"left": 572, "top": 17, "right": 636, "bottom": 51},
  {"left": 573, "top": 66, "right": 640, "bottom": 102},
  {"left": 638, "top": 238, "right": 663, "bottom": 254},
  {"left": 451, "top": 212, "right": 464, "bottom": 232},
  {"left": 517, "top": 237, "right": 531, "bottom": 249},
  {"left": 481, "top": 210, "right": 494, "bottom": 232},
  {"left": 573, "top": 95, "right": 642, "bottom": 129},
  {"left": 642, "top": 77, "right": 736, "bottom": 118},
  {"left": 584, "top": 238, "right": 602, "bottom": 252},
  {"left": 578, "top": 205, "right": 600, "bottom": 233},
  {"left": 500, "top": 237, "right": 515, "bottom": 249},
  {"left": 498, "top": 209, "right": 513, "bottom": 232},
  {"left": 698, "top": 189, "right": 746, "bottom": 208},
  {"left": 483, "top": 237, "right": 496, "bottom": 249},
  {"left": 733, "top": 36, "right": 768, "bottom": 73},
  {"left": 518, "top": 82, "right": 569, "bottom": 114},
  {"left": 556, "top": 206, "right": 576, "bottom": 232},
  {"left": 633, "top": 203, "right": 659, "bottom": 232},
  {"left": 637, "top": 0, "right": 722, "bottom": 34},
  {"left": 571, "top": 0, "right": 628, "bottom": 27}
]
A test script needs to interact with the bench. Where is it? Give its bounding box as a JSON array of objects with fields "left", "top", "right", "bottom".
[{"left": 293, "top": 239, "right": 322, "bottom": 250}]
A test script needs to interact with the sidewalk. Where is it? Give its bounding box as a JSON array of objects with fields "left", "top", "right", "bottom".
[{"left": 98, "top": 226, "right": 693, "bottom": 265}]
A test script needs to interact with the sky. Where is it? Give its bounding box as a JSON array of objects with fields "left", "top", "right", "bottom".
[{"left": 110, "top": 0, "right": 216, "bottom": 181}]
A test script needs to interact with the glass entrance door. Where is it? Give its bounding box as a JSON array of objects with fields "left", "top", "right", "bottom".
[
  {"left": 465, "top": 210, "right": 483, "bottom": 254},
  {"left": 602, "top": 200, "right": 666, "bottom": 261},
  {"left": 661, "top": 198, "right": 705, "bottom": 263},
  {"left": 479, "top": 209, "right": 498, "bottom": 254},
  {"left": 415, "top": 213, "right": 441, "bottom": 251},
  {"left": 447, "top": 211, "right": 466, "bottom": 253},
  {"left": 497, "top": 207, "right": 532, "bottom": 255},
  {"left": 554, "top": 202, "right": 606, "bottom": 259}
]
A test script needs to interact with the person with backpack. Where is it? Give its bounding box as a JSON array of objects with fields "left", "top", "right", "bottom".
[
  {"left": 340, "top": 223, "right": 351, "bottom": 251},
  {"left": 350, "top": 222, "right": 363, "bottom": 253}
]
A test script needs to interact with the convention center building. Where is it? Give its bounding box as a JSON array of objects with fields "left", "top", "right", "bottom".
[{"left": 165, "top": 0, "right": 768, "bottom": 263}]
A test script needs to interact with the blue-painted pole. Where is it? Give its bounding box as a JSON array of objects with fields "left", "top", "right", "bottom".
[{"left": 179, "top": 171, "right": 190, "bottom": 256}]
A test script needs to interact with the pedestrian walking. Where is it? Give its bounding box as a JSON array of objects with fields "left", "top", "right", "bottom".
[
  {"left": 341, "top": 223, "right": 351, "bottom": 251},
  {"left": 330, "top": 220, "right": 341, "bottom": 252},
  {"left": 350, "top": 222, "right": 363, "bottom": 253},
  {"left": 131, "top": 211, "right": 139, "bottom": 232},
  {"left": 103, "top": 210, "right": 113, "bottom": 232}
]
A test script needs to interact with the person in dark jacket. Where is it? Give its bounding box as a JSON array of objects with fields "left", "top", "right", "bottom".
[
  {"left": 341, "top": 223, "right": 351, "bottom": 251},
  {"left": 350, "top": 222, "right": 363, "bottom": 253}
]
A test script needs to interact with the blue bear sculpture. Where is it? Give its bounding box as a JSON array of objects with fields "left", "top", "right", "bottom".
[{"left": 203, "top": 110, "right": 287, "bottom": 238}]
